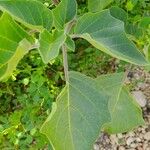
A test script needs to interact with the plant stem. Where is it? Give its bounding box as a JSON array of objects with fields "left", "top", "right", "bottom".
[
  {"left": 62, "top": 44, "right": 69, "bottom": 82},
  {"left": 65, "top": 20, "right": 76, "bottom": 34}
]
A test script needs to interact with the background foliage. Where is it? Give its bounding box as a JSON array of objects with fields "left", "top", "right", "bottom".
[{"left": 0, "top": 0, "right": 149, "bottom": 149}]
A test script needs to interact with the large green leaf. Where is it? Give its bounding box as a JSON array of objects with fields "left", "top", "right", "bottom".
[
  {"left": 74, "top": 10, "right": 148, "bottom": 65},
  {"left": 88, "top": 0, "right": 113, "bottom": 12},
  {"left": 53, "top": 0, "right": 77, "bottom": 30},
  {"left": 0, "top": 13, "right": 33, "bottom": 81},
  {"left": 41, "top": 71, "right": 110, "bottom": 150},
  {"left": 95, "top": 73, "right": 144, "bottom": 134},
  {"left": 0, "top": 39, "right": 32, "bottom": 81},
  {"left": 0, "top": 0, "right": 53, "bottom": 31},
  {"left": 39, "top": 29, "right": 66, "bottom": 64}
]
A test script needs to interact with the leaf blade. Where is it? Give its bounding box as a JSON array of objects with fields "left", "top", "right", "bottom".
[
  {"left": 74, "top": 10, "right": 148, "bottom": 65},
  {"left": 95, "top": 73, "right": 144, "bottom": 134},
  {"left": 38, "top": 29, "right": 66, "bottom": 64},
  {"left": 88, "top": 0, "right": 113, "bottom": 12},
  {"left": 41, "top": 71, "right": 110, "bottom": 150},
  {"left": 0, "top": 0, "right": 53, "bottom": 31},
  {"left": 53, "top": 0, "right": 77, "bottom": 30},
  {"left": 0, "top": 13, "right": 33, "bottom": 81}
]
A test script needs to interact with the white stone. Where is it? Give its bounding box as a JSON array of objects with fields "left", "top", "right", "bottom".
[
  {"left": 126, "top": 137, "right": 134, "bottom": 145},
  {"left": 144, "top": 132, "right": 150, "bottom": 140},
  {"left": 93, "top": 144, "right": 99, "bottom": 150},
  {"left": 117, "top": 133, "right": 123, "bottom": 139},
  {"left": 119, "top": 146, "right": 125, "bottom": 150},
  {"left": 130, "top": 143, "right": 136, "bottom": 148},
  {"left": 132, "top": 91, "right": 147, "bottom": 107}
]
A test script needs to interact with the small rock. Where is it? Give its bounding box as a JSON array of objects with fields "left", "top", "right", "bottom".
[
  {"left": 137, "top": 82, "right": 147, "bottom": 89},
  {"left": 136, "top": 137, "right": 141, "bottom": 142},
  {"left": 93, "top": 144, "right": 99, "bottom": 150},
  {"left": 128, "top": 131, "right": 135, "bottom": 137},
  {"left": 110, "top": 135, "right": 118, "bottom": 144},
  {"left": 117, "top": 133, "right": 123, "bottom": 139},
  {"left": 143, "top": 144, "right": 149, "bottom": 150},
  {"left": 119, "top": 146, "right": 125, "bottom": 150},
  {"left": 144, "top": 132, "right": 150, "bottom": 140},
  {"left": 126, "top": 137, "right": 134, "bottom": 145},
  {"left": 137, "top": 146, "right": 143, "bottom": 150},
  {"left": 134, "top": 73, "right": 140, "bottom": 80},
  {"left": 132, "top": 91, "right": 147, "bottom": 107},
  {"left": 130, "top": 143, "right": 137, "bottom": 148}
]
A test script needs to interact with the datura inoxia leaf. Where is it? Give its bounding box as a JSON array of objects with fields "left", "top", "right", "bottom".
[
  {"left": 88, "top": 0, "right": 113, "bottom": 12},
  {"left": 74, "top": 10, "right": 148, "bottom": 66},
  {"left": 41, "top": 71, "right": 110, "bottom": 150},
  {"left": 39, "top": 29, "right": 66, "bottom": 64},
  {"left": 53, "top": 0, "right": 77, "bottom": 30},
  {"left": 0, "top": 13, "right": 33, "bottom": 81},
  {"left": 0, "top": 0, "right": 53, "bottom": 31},
  {"left": 95, "top": 73, "right": 144, "bottom": 133}
]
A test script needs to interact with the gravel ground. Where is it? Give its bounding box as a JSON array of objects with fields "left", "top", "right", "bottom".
[{"left": 94, "top": 67, "right": 150, "bottom": 150}]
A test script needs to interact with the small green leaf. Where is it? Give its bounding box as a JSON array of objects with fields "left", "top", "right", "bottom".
[
  {"left": 88, "top": 0, "right": 113, "bottom": 12},
  {"left": 0, "top": 13, "right": 33, "bottom": 81},
  {"left": 0, "top": 0, "right": 53, "bottom": 31},
  {"left": 95, "top": 73, "right": 144, "bottom": 134},
  {"left": 139, "top": 17, "right": 150, "bottom": 28},
  {"left": 41, "top": 71, "right": 110, "bottom": 150},
  {"left": 39, "top": 29, "right": 66, "bottom": 64},
  {"left": 126, "top": 1, "right": 134, "bottom": 11},
  {"left": 53, "top": 0, "right": 77, "bottom": 30},
  {"left": 65, "top": 35, "right": 75, "bottom": 52},
  {"left": 74, "top": 10, "right": 148, "bottom": 65}
]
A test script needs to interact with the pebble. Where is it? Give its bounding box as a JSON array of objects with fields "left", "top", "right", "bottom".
[
  {"left": 134, "top": 73, "right": 141, "bottom": 80},
  {"left": 137, "top": 146, "right": 143, "bottom": 150},
  {"left": 126, "top": 137, "right": 135, "bottom": 145},
  {"left": 128, "top": 131, "right": 135, "bottom": 137},
  {"left": 137, "top": 82, "right": 148, "bottom": 89},
  {"left": 144, "top": 132, "right": 150, "bottom": 140},
  {"left": 130, "top": 143, "right": 136, "bottom": 148},
  {"left": 136, "top": 137, "right": 141, "bottom": 142},
  {"left": 119, "top": 146, "right": 125, "bottom": 150},
  {"left": 93, "top": 144, "right": 99, "bottom": 150},
  {"left": 132, "top": 91, "right": 147, "bottom": 107},
  {"left": 117, "top": 133, "right": 123, "bottom": 139}
]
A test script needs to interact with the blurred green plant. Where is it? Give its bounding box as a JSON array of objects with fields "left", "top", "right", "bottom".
[{"left": 0, "top": 0, "right": 149, "bottom": 149}]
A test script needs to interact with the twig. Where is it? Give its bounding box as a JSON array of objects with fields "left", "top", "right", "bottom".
[
  {"left": 62, "top": 45, "right": 69, "bottom": 82},
  {"left": 65, "top": 19, "right": 77, "bottom": 34}
]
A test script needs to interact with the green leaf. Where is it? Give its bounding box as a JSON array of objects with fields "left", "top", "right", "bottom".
[
  {"left": 38, "top": 29, "right": 66, "bottom": 64},
  {"left": 126, "top": 1, "right": 134, "bottom": 11},
  {"left": 125, "top": 23, "right": 143, "bottom": 38},
  {"left": 95, "top": 73, "right": 144, "bottom": 134},
  {"left": 110, "top": 6, "right": 128, "bottom": 23},
  {"left": 41, "top": 71, "right": 110, "bottom": 150},
  {"left": 65, "top": 35, "right": 75, "bottom": 52},
  {"left": 0, "top": 39, "right": 32, "bottom": 81},
  {"left": 0, "top": 0, "right": 53, "bottom": 31},
  {"left": 0, "top": 13, "right": 33, "bottom": 81},
  {"left": 74, "top": 10, "right": 148, "bottom": 65},
  {"left": 88, "top": 0, "right": 113, "bottom": 12},
  {"left": 53, "top": 0, "right": 77, "bottom": 30},
  {"left": 139, "top": 17, "right": 150, "bottom": 28}
]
